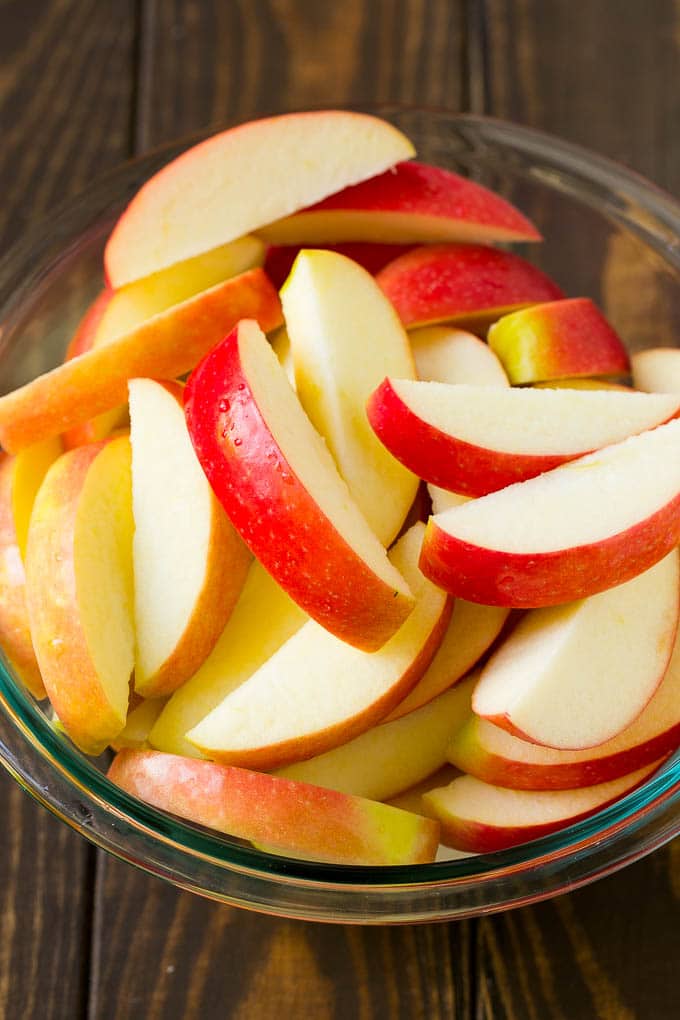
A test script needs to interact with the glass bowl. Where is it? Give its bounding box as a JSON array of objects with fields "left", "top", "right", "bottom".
[{"left": 1, "top": 109, "right": 680, "bottom": 924}]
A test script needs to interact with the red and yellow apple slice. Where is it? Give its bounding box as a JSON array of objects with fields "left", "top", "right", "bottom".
[
  {"left": 0, "top": 269, "right": 282, "bottom": 455},
  {"left": 423, "top": 762, "right": 662, "bottom": 853},
  {"left": 184, "top": 318, "right": 414, "bottom": 651},
  {"left": 376, "top": 244, "right": 563, "bottom": 330},
  {"left": 632, "top": 348, "right": 680, "bottom": 393},
  {"left": 186, "top": 524, "right": 451, "bottom": 769},
  {"left": 367, "top": 381, "right": 680, "bottom": 495},
  {"left": 25, "top": 437, "right": 134, "bottom": 753},
  {"left": 259, "top": 161, "right": 540, "bottom": 245},
  {"left": 488, "top": 298, "right": 630, "bottom": 384},
  {"left": 129, "top": 379, "right": 251, "bottom": 698},
  {"left": 472, "top": 550, "right": 679, "bottom": 748},
  {"left": 108, "top": 749, "right": 439, "bottom": 866},
  {"left": 421, "top": 418, "right": 680, "bottom": 607},
  {"left": 105, "top": 111, "right": 415, "bottom": 288},
  {"left": 281, "top": 249, "right": 419, "bottom": 544},
  {"left": 409, "top": 325, "right": 510, "bottom": 386}
]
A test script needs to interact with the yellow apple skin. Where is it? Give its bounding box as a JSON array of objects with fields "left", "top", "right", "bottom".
[
  {"left": 25, "top": 438, "right": 135, "bottom": 754},
  {"left": 108, "top": 749, "right": 440, "bottom": 866}
]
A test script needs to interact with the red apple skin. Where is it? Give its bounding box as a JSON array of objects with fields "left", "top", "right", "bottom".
[
  {"left": 64, "top": 288, "right": 114, "bottom": 361},
  {"left": 264, "top": 243, "right": 413, "bottom": 290},
  {"left": 184, "top": 323, "right": 414, "bottom": 651},
  {"left": 421, "top": 493, "right": 680, "bottom": 608},
  {"left": 376, "top": 244, "right": 564, "bottom": 329},
  {"left": 108, "top": 750, "right": 440, "bottom": 866}
]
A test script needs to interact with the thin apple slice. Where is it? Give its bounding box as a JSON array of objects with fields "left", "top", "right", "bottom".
[
  {"left": 186, "top": 524, "right": 451, "bottom": 769},
  {"left": 25, "top": 437, "right": 134, "bottom": 753},
  {"left": 277, "top": 674, "right": 475, "bottom": 800},
  {"left": 632, "top": 348, "right": 680, "bottom": 393},
  {"left": 129, "top": 379, "right": 251, "bottom": 698},
  {"left": 367, "top": 381, "right": 680, "bottom": 496},
  {"left": 111, "top": 698, "right": 167, "bottom": 751},
  {"left": 184, "top": 318, "right": 414, "bottom": 651},
  {"left": 281, "top": 249, "right": 419, "bottom": 544},
  {"left": 410, "top": 325, "right": 510, "bottom": 386},
  {"left": 108, "top": 750, "right": 439, "bottom": 866},
  {"left": 0, "top": 269, "right": 282, "bottom": 455},
  {"left": 376, "top": 244, "right": 563, "bottom": 329},
  {"left": 428, "top": 486, "right": 470, "bottom": 514},
  {"left": 105, "top": 111, "right": 415, "bottom": 288},
  {"left": 473, "top": 550, "right": 679, "bottom": 748},
  {"left": 423, "top": 762, "right": 662, "bottom": 853},
  {"left": 421, "top": 418, "right": 680, "bottom": 607}
]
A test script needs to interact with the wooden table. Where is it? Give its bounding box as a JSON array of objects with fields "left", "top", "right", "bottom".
[{"left": 1, "top": 1, "right": 679, "bottom": 1016}]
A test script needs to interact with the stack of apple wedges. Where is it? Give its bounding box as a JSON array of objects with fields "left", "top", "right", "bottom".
[{"left": 2, "top": 111, "right": 680, "bottom": 866}]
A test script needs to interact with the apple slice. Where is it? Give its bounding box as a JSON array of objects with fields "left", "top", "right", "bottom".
[
  {"left": 184, "top": 318, "right": 414, "bottom": 651},
  {"left": 632, "top": 348, "right": 680, "bottom": 393},
  {"left": 409, "top": 325, "right": 510, "bottom": 386},
  {"left": 0, "top": 269, "right": 282, "bottom": 455},
  {"left": 281, "top": 249, "right": 419, "bottom": 544},
  {"left": 259, "top": 161, "right": 540, "bottom": 245},
  {"left": 277, "top": 675, "right": 475, "bottom": 800},
  {"left": 25, "top": 437, "right": 134, "bottom": 754},
  {"left": 105, "top": 111, "right": 415, "bottom": 288},
  {"left": 108, "top": 750, "right": 439, "bottom": 866},
  {"left": 367, "top": 381, "right": 680, "bottom": 496},
  {"left": 65, "top": 289, "right": 114, "bottom": 360},
  {"left": 186, "top": 524, "right": 451, "bottom": 769},
  {"left": 129, "top": 379, "right": 251, "bottom": 698},
  {"left": 149, "top": 561, "right": 307, "bottom": 758},
  {"left": 423, "top": 762, "right": 662, "bottom": 853},
  {"left": 420, "top": 418, "right": 680, "bottom": 608},
  {"left": 386, "top": 765, "right": 461, "bottom": 818},
  {"left": 264, "top": 242, "right": 412, "bottom": 290},
  {"left": 488, "top": 298, "right": 630, "bottom": 384},
  {"left": 449, "top": 623, "right": 680, "bottom": 788},
  {"left": 428, "top": 486, "right": 470, "bottom": 514},
  {"left": 376, "top": 244, "right": 563, "bottom": 329},
  {"left": 472, "top": 550, "right": 679, "bottom": 748},
  {"left": 111, "top": 698, "right": 167, "bottom": 751}
]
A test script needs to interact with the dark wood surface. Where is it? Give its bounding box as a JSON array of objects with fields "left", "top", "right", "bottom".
[{"left": 1, "top": 1, "right": 679, "bottom": 1017}]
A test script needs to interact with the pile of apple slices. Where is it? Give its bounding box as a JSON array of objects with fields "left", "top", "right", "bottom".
[{"left": 1, "top": 110, "right": 680, "bottom": 867}]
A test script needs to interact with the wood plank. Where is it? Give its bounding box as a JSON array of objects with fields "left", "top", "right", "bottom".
[
  {"left": 0, "top": 1, "right": 136, "bottom": 1017},
  {"left": 89, "top": 3, "right": 475, "bottom": 1018},
  {"left": 477, "top": 2, "right": 680, "bottom": 1017}
]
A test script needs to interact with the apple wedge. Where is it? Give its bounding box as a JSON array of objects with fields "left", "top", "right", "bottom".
[
  {"left": 105, "top": 111, "right": 415, "bottom": 288},
  {"left": 108, "top": 750, "right": 439, "bottom": 866},
  {"left": 264, "top": 242, "right": 412, "bottom": 290},
  {"left": 186, "top": 524, "right": 451, "bottom": 769},
  {"left": 386, "top": 765, "right": 461, "bottom": 818},
  {"left": 428, "top": 485, "right": 470, "bottom": 515},
  {"left": 472, "top": 550, "right": 679, "bottom": 748},
  {"left": 184, "top": 318, "right": 414, "bottom": 651},
  {"left": 149, "top": 560, "right": 307, "bottom": 758},
  {"left": 632, "top": 348, "right": 680, "bottom": 393},
  {"left": 129, "top": 379, "right": 251, "bottom": 698},
  {"left": 420, "top": 418, "right": 680, "bottom": 607},
  {"left": 376, "top": 244, "right": 563, "bottom": 329},
  {"left": 259, "top": 161, "right": 540, "bottom": 244},
  {"left": 423, "top": 762, "right": 662, "bottom": 853},
  {"left": 488, "top": 298, "right": 630, "bottom": 384},
  {"left": 276, "top": 674, "right": 474, "bottom": 801},
  {"left": 0, "top": 269, "right": 282, "bottom": 455},
  {"left": 25, "top": 437, "right": 134, "bottom": 754},
  {"left": 111, "top": 698, "right": 167, "bottom": 751},
  {"left": 449, "top": 623, "right": 680, "bottom": 788},
  {"left": 281, "top": 249, "right": 419, "bottom": 544},
  {"left": 409, "top": 325, "right": 510, "bottom": 386},
  {"left": 367, "top": 381, "right": 680, "bottom": 496}
]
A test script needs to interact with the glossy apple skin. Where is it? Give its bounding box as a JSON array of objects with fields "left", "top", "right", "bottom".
[
  {"left": 184, "top": 323, "right": 413, "bottom": 651},
  {"left": 108, "top": 750, "right": 440, "bottom": 866},
  {"left": 264, "top": 243, "right": 412, "bottom": 290},
  {"left": 376, "top": 244, "right": 563, "bottom": 329},
  {"left": 488, "top": 298, "right": 630, "bottom": 383}
]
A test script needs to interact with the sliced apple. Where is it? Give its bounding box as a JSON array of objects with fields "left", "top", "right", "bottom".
[
  {"left": 428, "top": 486, "right": 470, "bottom": 515},
  {"left": 65, "top": 288, "right": 114, "bottom": 360},
  {"left": 105, "top": 111, "right": 415, "bottom": 288},
  {"left": 421, "top": 418, "right": 680, "bottom": 608},
  {"left": 632, "top": 348, "right": 680, "bottom": 393},
  {"left": 473, "top": 550, "right": 679, "bottom": 748},
  {"left": 259, "top": 161, "right": 541, "bottom": 245},
  {"left": 25, "top": 437, "right": 134, "bottom": 753},
  {"left": 386, "top": 765, "right": 461, "bottom": 818},
  {"left": 0, "top": 269, "right": 282, "bottom": 455},
  {"left": 264, "top": 242, "right": 412, "bottom": 290},
  {"left": 367, "top": 381, "right": 680, "bottom": 496},
  {"left": 488, "top": 298, "right": 630, "bottom": 384},
  {"left": 186, "top": 523, "right": 451, "bottom": 769},
  {"left": 184, "top": 318, "right": 414, "bottom": 651},
  {"left": 376, "top": 244, "right": 563, "bottom": 330},
  {"left": 281, "top": 249, "right": 419, "bottom": 544},
  {"left": 108, "top": 749, "right": 439, "bottom": 866},
  {"left": 423, "top": 762, "right": 662, "bottom": 853},
  {"left": 111, "top": 698, "right": 167, "bottom": 751},
  {"left": 409, "top": 325, "right": 510, "bottom": 386},
  {"left": 277, "top": 674, "right": 475, "bottom": 800},
  {"left": 149, "top": 561, "right": 307, "bottom": 758}
]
